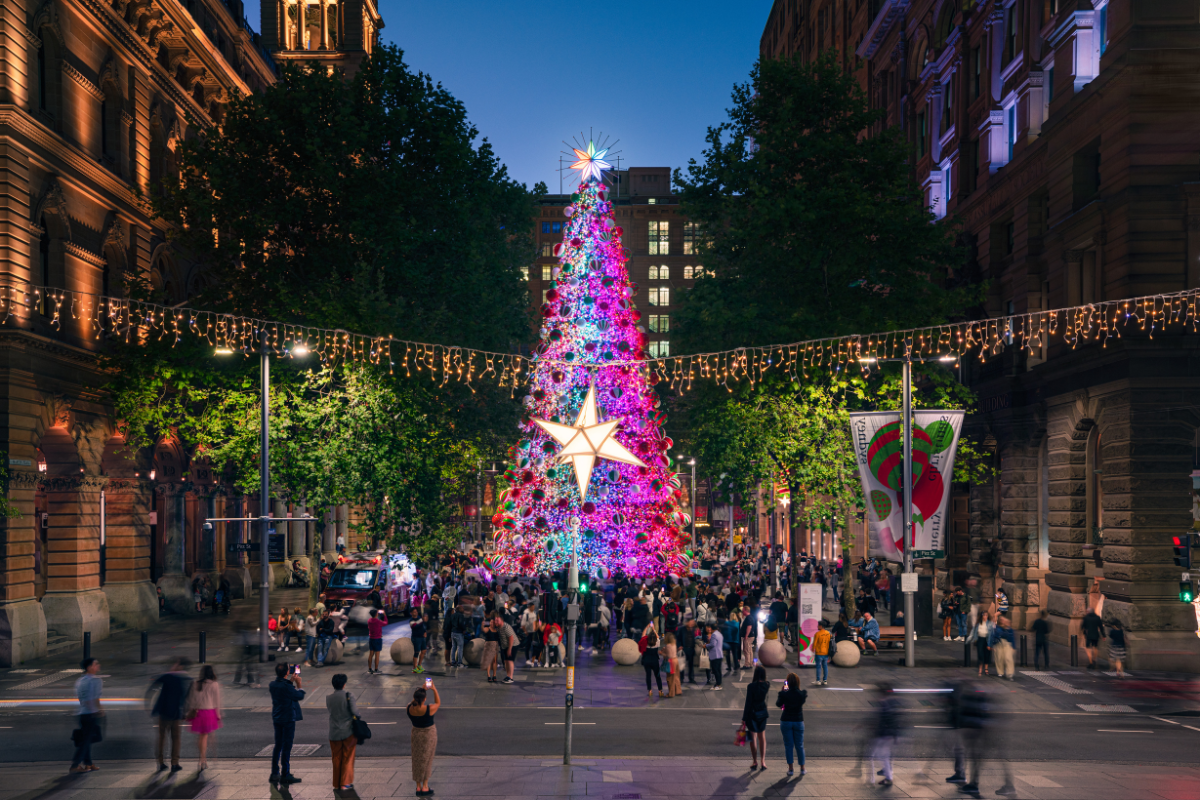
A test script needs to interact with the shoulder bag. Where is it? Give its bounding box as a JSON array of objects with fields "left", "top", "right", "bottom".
[{"left": 348, "top": 693, "right": 371, "bottom": 745}]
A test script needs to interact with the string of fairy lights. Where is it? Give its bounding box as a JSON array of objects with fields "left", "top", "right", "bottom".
[{"left": 10, "top": 282, "right": 1200, "bottom": 390}]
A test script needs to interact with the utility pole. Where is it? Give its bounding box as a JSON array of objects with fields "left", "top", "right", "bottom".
[
  {"left": 901, "top": 354, "right": 916, "bottom": 669},
  {"left": 563, "top": 526, "right": 579, "bottom": 765},
  {"left": 258, "top": 335, "right": 271, "bottom": 661}
]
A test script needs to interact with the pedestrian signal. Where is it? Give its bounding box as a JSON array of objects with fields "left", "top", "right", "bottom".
[
  {"left": 1174, "top": 534, "right": 1193, "bottom": 569},
  {"left": 1180, "top": 581, "right": 1195, "bottom": 603}
]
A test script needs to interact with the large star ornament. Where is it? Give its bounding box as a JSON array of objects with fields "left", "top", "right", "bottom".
[
  {"left": 533, "top": 385, "right": 646, "bottom": 501},
  {"left": 569, "top": 141, "right": 613, "bottom": 183}
]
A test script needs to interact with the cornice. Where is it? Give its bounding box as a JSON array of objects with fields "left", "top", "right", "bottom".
[
  {"left": 40, "top": 475, "right": 109, "bottom": 492},
  {"left": 63, "top": 241, "right": 107, "bottom": 267},
  {"left": 64, "top": 62, "right": 105, "bottom": 102},
  {"left": 0, "top": 328, "right": 102, "bottom": 365}
]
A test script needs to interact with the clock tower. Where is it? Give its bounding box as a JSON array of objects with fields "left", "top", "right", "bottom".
[{"left": 262, "top": 0, "right": 384, "bottom": 74}]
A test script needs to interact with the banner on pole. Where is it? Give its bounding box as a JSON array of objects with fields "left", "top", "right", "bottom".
[
  {"left": 849, "top": 410, "right": 965, "bottom": 561},
  {"left": 796, "top": 583, "right": 823, "bottom": 666}
]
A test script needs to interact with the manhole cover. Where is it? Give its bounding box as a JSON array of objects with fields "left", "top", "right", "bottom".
[{"left": 255, "top": 743, "right": 321, "bottom": 757}]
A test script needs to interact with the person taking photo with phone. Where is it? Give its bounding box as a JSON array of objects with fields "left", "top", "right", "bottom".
[{"left": 407, "top": 681, "right": 441, "bottom": 797}]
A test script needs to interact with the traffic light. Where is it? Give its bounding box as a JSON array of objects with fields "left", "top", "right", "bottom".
[
  {"left": 1181, "top": 581, "right": 1195, "bottom": 603},
  {"left": 1174, "top": 534, "right": 1193, "bottom": 569},
  {"left": 579, "top": 581, "right": 588, "bottom": 593}
]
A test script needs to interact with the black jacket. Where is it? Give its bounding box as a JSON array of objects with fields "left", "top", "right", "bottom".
[
  {"left": 678, "top": 624, "right": 697, "bottom": 653},
  {"left": 743, "top": 681, "right": 770, "bottom": 723},
  {"left": 150, "top": 671, "right": 192, "bottom": 721},
  {"left": 775, "top": 686, "right": 807, "bottom": 722}
]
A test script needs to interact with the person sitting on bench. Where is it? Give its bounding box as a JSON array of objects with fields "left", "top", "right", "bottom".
[{"left": 859, "top": 611, "right": 880, "bottom": 655}]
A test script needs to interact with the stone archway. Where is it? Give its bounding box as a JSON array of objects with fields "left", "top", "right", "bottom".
[
  {"left": 152, "top": 437, "right": 194, "bottom": 613},
  {"left": 100, "top": 434, "right": 157, "bottom": 629}
]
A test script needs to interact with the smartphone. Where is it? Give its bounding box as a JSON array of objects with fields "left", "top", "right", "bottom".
[
  {"left": 783, "top": 680, "right": 788, "bottom": 690},
  {"left": 294, "top": 664, "right": 301, "bottom": 676},
  {"left": 425, "top": 678, "right": 432, "bottom": 689}
]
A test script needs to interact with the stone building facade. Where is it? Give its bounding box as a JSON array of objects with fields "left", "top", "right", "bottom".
[
  {"left": 0, "top": 0, "right": 381, "bottom": 666},
  {"left": 762, "top": 0, "right": 1200, "bottom": 669}
]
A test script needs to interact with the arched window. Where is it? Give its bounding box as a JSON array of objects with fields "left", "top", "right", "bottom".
[
  {"left": 37, "top": 42, "right": 46, "bottom": 111},
  {"left": 658, "top": 265, "right": 669, "bottom": 281},
  {"left": 1087, "top": 427, "right": 1104, "bottom": 545},
  {"left": 683, "top": 265, "right": 693, "bottom": 280},
  {"left": 648, "top": 265, "right": 659, "bottom": 280},
  {"left": 934, "top": 2, "right": 957, "bottom": 51}
]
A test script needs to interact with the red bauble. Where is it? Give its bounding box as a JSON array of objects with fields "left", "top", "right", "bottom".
[{"left": 582, "top": 501, "right": 596, "bottom": 514}]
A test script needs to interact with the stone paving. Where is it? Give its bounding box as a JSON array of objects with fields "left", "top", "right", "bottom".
[{"left": 0, "top": 756, "right": 1196, "bottom": 800}]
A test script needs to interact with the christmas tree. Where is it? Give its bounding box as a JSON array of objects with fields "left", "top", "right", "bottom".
[{"left": 488, "top": 141, "right": 691, "bottom": 580}]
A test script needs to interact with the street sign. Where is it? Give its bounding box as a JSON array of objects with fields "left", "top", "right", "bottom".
[
  {"left": 228, "top": 542, "right": 258, "bottom": 553},
  {"left": 911, "top": 550, "right": 944, "bottom": 559},
  {"left": 900, "top": 572, "right": 918, "bottom": 594}
]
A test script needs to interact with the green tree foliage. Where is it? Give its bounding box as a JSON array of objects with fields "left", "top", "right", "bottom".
[
  {"left": 672, "top": 51, "right": 972, "bottom": 352},
  {"left": 107, "top": 48, "right": 538, "bottom": 550}
]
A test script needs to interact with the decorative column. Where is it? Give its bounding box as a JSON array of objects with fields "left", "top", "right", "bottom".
[
  {"left": 101, "top": 477, "right": 158, "bottom": 630},
  {"left": 0, "top": 470, "right": 47, "bottom": 666},
  {"left": 998, "top": 430, "right": 1048, "bottom": 630},
  {"left": 221, "top": 492, "right": 253, "bottom": 600},
  {"left": 154, "top": 482, "right": 192, "bottom": 613},
  {"left": 41, "top": 475, "right": 110, "bottom": 643},
  {"left": 319, "top": 0, "right": 328, "bottom": 50},
  {"left": 290, "top": 499, "right": 310, "bottom": 569}
]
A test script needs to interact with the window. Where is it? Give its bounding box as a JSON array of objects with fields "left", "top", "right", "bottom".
[
  {"left": 649, "top": 314, "right": 670, "bottom": 333},
  {"left": 37, "top": 43, "right": 46, "bottom": 111},
  {"left": 541, "top": 222, "right": 552, "bottom": 233},
  {"left": 1005, "top": 221, "right": 1016, "bottom": 255},
  {"left": 1006, "top": 104, "right": 1016, "bottom": 162},
  {"left": 541, "top": 243, "right": 553, "bottom": 257},
  {"left": 1005, "top": 4, "right": 1018, "bottom": 64},
  {"left": 648, "top": 341, "right": 670, "bottom": 358},
  {"left": 1047, "top": 65, "right": 1055, "bottom": 104},
  {"left": 945, "top": 164, "right": 953, "bottom": 205},
  {"left": 658, "top": 265, "right": 669, "bottom": 281},
  {"left": 648, "top": 265, "right": 658, "bottom": 280},
  {"left": 917, "top": 111, "right": 927, "bottom": 158},
  {"left": 542, "top": 265, "right": 552, "bottom": 280},
  {"left": 1072, "top": 138, "right": 1102, "bottom": 210},
  {"left": 648, "top": 198, "right": 657, "bottom": 204},
  {"left": 683, "top": 265, "right": 694, "bottom": 280},
  {"left": 648, "top": 220, "right": 669, "bottom": 255},
  {"left": 941, "top": 76, "right": 954, "bottom": 132},
  {"left": 520, "top": 265, "right": 529, "bottom": 281},
  {"left": 648, "top": 286, "right": 670, "bottom": 307},
  {"left": 683, "top": 222, "right": 700, "bottom": 254},
  {"left": 542, "top": 289, "right": 550, "bottom": 303},
  {"left": 971, "top": 45, "right": 981, "bottom": 101},
  {"left": 1098, "top": 2, "right": 1108, "bottom": 55}
]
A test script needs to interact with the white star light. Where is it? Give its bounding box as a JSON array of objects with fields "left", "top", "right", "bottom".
[
  {"left": 569, "top": 141, "right": 613, "bottom": 183},
  {"left": 533, "top": 384, "right": 646, "bottom": 501}
]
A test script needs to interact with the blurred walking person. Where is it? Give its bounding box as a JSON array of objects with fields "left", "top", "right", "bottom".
[
  {"left": 661, "top": 632, "right": 681, "bottom": 697},
  {"left": 953, "top": 679, "right": 1014, "bottom": 797},
  {"left": 1107, "top": 618, "right": 1127, "bottom": 677},
  {"left": 990, "top": 616, "right": 1016, "bottom": 680},
  {"left": 146, "top": 657, "right": 192, "bottom": 773},
  {"left": 188, "top": 665, "right": 222, "bottom": 771},
  {"left": 234, "top": 626, "right": 259, "bottom": 686},
  {"left": 775, "top": 671, "right": 807, "bottom": 778},
  {"left": 70, "top": 658, "right": 104, "bottom": 773},
  {"left": 407, "top": 682, "right": 441, "bottom": 797},
  {"left": 1031, "top": 609, "right": 1051, "bottom": 670},
  {"left": 327, "top": 673, "right": 358, "bottom": 790},
  {"left": 869, "top": 684, "right": 900, "bottom": 787}
]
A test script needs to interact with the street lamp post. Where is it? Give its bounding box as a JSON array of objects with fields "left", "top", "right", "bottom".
[
  {"left": 860, "top": 345, "right": 955, "bottom": 669},
  {"left": 563, "top": 523, "right": 580, "bottom": 765},
  {"left": 688, "top": 458, "right": 697, "bottom": 549}
]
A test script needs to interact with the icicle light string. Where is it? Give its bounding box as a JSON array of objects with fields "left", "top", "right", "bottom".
[{"left": 11, "top": 282, "right": 1200, "bottom": 391}]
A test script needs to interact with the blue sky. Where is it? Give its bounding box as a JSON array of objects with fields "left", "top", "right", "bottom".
[{"left": 362, "top": 0, "right": 775, "bottom": 191}]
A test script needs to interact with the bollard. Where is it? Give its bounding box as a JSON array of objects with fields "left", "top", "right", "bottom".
[
  {"left": 199, "top": 631, "right": 207, "bottom": 664},
  {"left": 140, "top": 631, "right": 148, "bottom": 664},
  {"left": 83, "top": 631, "right": 91, "bottom": 662},
  {"left": 1020, "top": 634, "right": 1027, "bottom": 667},
  {"left": 1070, "top": 634, "right": 1078, "bottom": 667},
  {"left": 963, "top": 640, "right": 971, "bottom": 668}
]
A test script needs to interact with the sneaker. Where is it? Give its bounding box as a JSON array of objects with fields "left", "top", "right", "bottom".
[
  {"left": 269, "top": 774, "right": 282, "bottom": 783},
  {"left": 282, "top": 774, "right": 302, "bottom": 784},
  {"left": 170, "top": 765, "right": 183, "bottom": 773},
  {"left": 959, "top": 784, "right": 980, "bottom": 794},
  {"left": 712, "top": 686, "right": 723, "bottom": 691},
  {"left": 997, "top": 785, "right": 1016, "bottom": 796},
  {"left": 502, "top": 677, "right": 515, "bottom": 684},
  {"left": 946, "top": 774, "right": 967, "bottom": 784},
  {"left": 879, "top": 778, "right": 893, "bottom": 787}
]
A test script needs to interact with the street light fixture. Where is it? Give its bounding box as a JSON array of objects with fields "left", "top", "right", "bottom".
[{"left": 856, "top": 344, "right": 959, "bottom": 668}]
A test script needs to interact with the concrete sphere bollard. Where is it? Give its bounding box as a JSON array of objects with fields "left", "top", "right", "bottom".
[
  {"left": 832, "top": 639, "right": 861, "bottom": 668},
  {"left": 611, "top": 637, "right": 640, "bottom": 666},
  {"left": 325, "top": 638, "right": 344, "bottom": 665},
  {"left": 758, "top": 638, "right": 786, "bottom": 667},
  {"left": 390, "top": 637, "right": 414, "bottom": 665},
  {"left": 464, "top": 637, "right": 486, "bottom": 666}
]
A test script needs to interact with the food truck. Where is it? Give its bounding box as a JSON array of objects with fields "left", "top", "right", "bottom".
[{"left": 325, "top": 551, "right": 415, "bottom": 624}]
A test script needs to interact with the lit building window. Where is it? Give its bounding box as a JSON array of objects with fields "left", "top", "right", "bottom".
[
  {"left": 542, "top": 265, "right": 552, "bottom": 280},
  {"left": 541, "top": 222, "right": 552, "bottom": 233},
  {"left": 648, "top": 286, "right": 670, "bottom": 307},
  {"left": 521, "top": 266, "right": 530, "bottom": 280},
  {"left": 648, "top": 265, "right": 658, "bottom": 280},
  {"left": 648, "top": 340, "right": 670, "bottom": 358},
  {"left": 648, "top": 220, "right": 670, "bottom": 255},
  {"left": 659, "top": 265, "right": 669, "bottom": 280},
  {"left": 541, "top": 243, "right": 553, "bottom": 257},
  {"left": 649, "top": 314, "right": 670, "bottom": 333},
  {"left": 683, "top": 223, "right": 700, "bottom": 254}
]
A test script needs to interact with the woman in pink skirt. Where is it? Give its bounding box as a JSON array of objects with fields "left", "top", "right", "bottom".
[{"left": 189, "top": 665, "right": 222, "bottom": 770}]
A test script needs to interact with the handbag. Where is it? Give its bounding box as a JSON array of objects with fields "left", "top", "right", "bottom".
[
  {"left": 697, "top": 651, "right": 710, "bottom": 670},
  {"left": 734, "top": 722, "right": 748, "bottom": 747},
  {"left": 349, "top": 694, "right": 371, "bottom": 745}
]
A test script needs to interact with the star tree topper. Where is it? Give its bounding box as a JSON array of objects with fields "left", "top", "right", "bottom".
[
  {"left": 569, "top": 141, "right": 613, "bottom": 183},
  {"left": 533, "top": 384, "right": 646, "bottom": 502}
]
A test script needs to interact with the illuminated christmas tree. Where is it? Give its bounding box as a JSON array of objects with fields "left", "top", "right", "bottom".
[{"left": 488, "top": 141, "right": 691, "bottom": 579}]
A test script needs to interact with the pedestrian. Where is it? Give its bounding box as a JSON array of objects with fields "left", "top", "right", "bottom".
[
  {"left": 543, "top": 619, "right": 563, "bottom": 667},
  {"left": 812, "top": 618, "right": 832, "bottom": 686},
  {"left": 449, "top": 604, "right": 469, "bottom": 667},
  {"left": 679, "top": 618, "right": 698, "bottom": 684},
  {"left": 70, "top": 658, "right": 103, "bottom": 773},
  {"left": 520, "top": 602, "right": 538, "bottom": 663},
  {"left": 640, "top": 625, "right": 664, "bottom": 698},
  {"left": 704, "top": 622, "right": 724, "bottom": 690},
  {"left": 990, "top": 616, "right": 1016, "bottom": 680},
  {"left": 869, "top": 683, "right": 900, "bottom": 787},
  {"left": 593, "top": 598, "right": 612, "bottom": 652},
  {"left": 1107, "top": 618, "right": 1127, "bottom": 677},
  {"left": 1031, "top": 609, "right": 1051, "bottom": 670},
  {"left": 304, "top": 607, "right": 320, "bottom": 666},
  {"left": 268, "top": 662, "right": 305, "bottom": 784},
  {"left": 481, "top": 614, "right": 501, "bottom": 682},
  {"left": 235, "top": 627, "right": 259, "bottom": 686},
  {"left": 951, "top": 679, "right": 1014, "bottom": 797},
  {"left": 336, "top": 533, "right": 346, "bottom": 555},
  {"left": 494, "top": 616, "right": 519, "bottom": 684},
  {"left": 972, "top": 611, "right": 993, "bottom": 676},
  {"left": 740, "top": 608, "right": 755, "bottom": 671},
  {"left": 742, "top": 665, "right": 770, "bottom": 770},
  {"left": 722, "top": 612, "right": 740, "bottom": 674},
  {"left": 326, "top": 673, "right": 358, "bottom": 790},
  {"left": 366, "top": 608, "right": 387, "bottom": 674},
  {"left": 995, "top": 588, "right": 1009, "bottom": 617},
  {"left": 661, "top": 632, "right": 681, "bottom": 697},
  {"left": 530, "top": 618, "right": 546, "bottom": 667},
  {"left": 193, "top": 575, "right": 205, "bottom": 613},
  {"left": 776, "top": 671, "right": 807, "bottom": 778},
  {"left": 954, "top": 586, "right": 970, "bottom": 641},
  {"left": 940, "top": 590, "right": 955, "bottom": 641},
  {"left": 187, "top": 665, "right": 222, "bottom": 771},
  {"left": 407, "top": 682, "right": 441, "bottom": 797},
  {"left": 1082, "top": 605, "right": 1103, "bottom": 669},
  {"left": 316, "top": 608, "right": 336, "bottom": 667},
  {"left": 147, "top": 657, "right": 192, "bottom": 773},
  {"left": 858, "top": 610, "right": 880, "bottom": 656}
]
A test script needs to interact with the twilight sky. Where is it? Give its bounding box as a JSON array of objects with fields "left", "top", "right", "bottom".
[{"left": 366, "top": 0, "right": 775, "bottom": 191}]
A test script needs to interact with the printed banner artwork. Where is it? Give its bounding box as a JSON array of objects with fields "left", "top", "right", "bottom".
[
  {"left": 796, "top": 583, "right": 823, "bottom": 666},
  {"left": 849, "top": 410, "right": 965, "bottom": 561}
]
